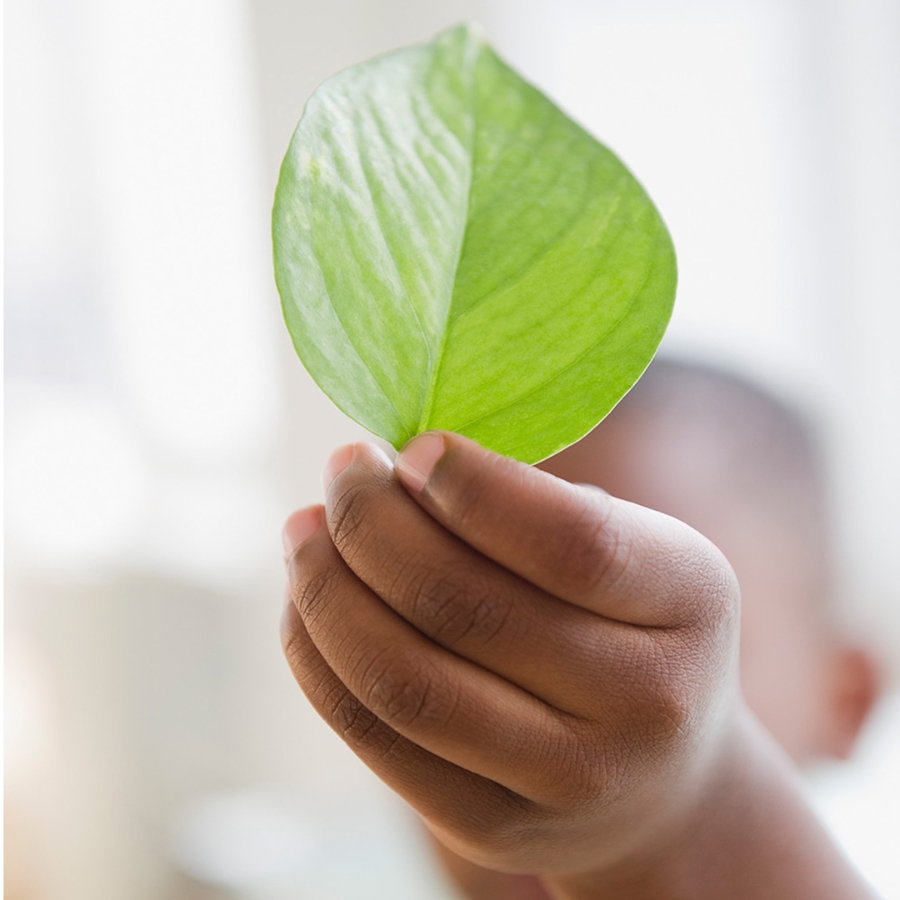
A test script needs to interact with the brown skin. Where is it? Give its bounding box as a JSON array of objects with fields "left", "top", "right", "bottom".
[
  {"left": 281, "top": 432, "right": 876, "bottom": 899},
  {"left": 541, "top": 405, "right": 879, "bottom": 766},
  {"left": 427, "top": 411, "right": 880, "bottom": 898}
]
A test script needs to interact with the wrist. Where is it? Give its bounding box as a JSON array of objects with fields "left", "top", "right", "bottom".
[{"left": 543, "top": 707, "right": 874, "bottom": 900}]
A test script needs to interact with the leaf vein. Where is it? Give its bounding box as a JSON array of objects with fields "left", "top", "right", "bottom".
[
  {"left": 449, "top": 164, "right": 621, "bottom": 333},
  {"left": 305, "top": 165, "right": 411, "bottom": 435},
  {"left": 358, "top": 97, "right": 433, "bottom": 358},
  {"left": 445, "top": 251, "right": 658, "bottom": 435}
]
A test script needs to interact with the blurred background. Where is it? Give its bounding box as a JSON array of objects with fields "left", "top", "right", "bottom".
[{"left": 5, "top": 0, "right": 900, "bottom": 897}]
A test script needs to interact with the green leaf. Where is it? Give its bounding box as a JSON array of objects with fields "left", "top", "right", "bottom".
[{"left": 273, "top": 23, "right": 676, "bottom": 463}]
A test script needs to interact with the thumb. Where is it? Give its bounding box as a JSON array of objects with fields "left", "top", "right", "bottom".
[{"left": 396, "top": 431, "right": 737, "bottom": 629}]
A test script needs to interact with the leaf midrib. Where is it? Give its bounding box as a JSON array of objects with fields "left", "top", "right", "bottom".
[
  {"left": 415, "top": 47, "right": 482, "bottom": 436},
  {"left": 419, "top": 164, "right": 631, "bottom": 434}
]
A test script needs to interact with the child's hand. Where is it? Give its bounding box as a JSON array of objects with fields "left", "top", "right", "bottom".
[{"left": 280, "top": 433, "right": 872, "bottom": 898}]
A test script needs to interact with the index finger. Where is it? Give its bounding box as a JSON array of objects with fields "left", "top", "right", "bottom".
[{"left": 395, "top": 432, "right": 737, "bottom": 628}]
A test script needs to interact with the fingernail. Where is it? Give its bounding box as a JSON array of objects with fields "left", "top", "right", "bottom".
[
  {"left": 322, "top": 444, "right": 355, "bottom": 493},
  {"left": 282, "top": 506, "right": 322, "bottom": 559},
  {"left": 396, "top": 432, "right": 445, "bottom": 493}
]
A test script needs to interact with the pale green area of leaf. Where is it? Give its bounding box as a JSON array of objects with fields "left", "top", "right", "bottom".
[{"left": 273, "top": 23, "right": 676, "bottom": 463}]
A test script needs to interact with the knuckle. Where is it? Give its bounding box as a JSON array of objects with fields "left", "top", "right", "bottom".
[
  {"left": 566, "top": 741, "right": 611, "bottom": 802},
  {"left": 625, "top": 655, "right": 697, "bottom": 750},
  {"left": 406, "top": 566, "right": 514, "bottom": 648},
  {"left": 290, "top": 559, "right": 343, "bottom": 624},
  {"left": 557, "top": 505, "right": 635, "bottom": 601},
  {"left": 327, "top": 480, "right": 377, "bottom": 553},
  {"left": 316, "top": 674, "right": 406, "bottom": 764},
  {"left": 280, "top": 619, "right": 316, "bottom": 673},
  {"left": 535, "top": 727, "right": 606, "bottom": 806},
  {"left": 362, "top": 728, "right": 404, "bottom": 765},
  {"left": 358, "top": 650, "right": 458, "bottom": 734},
  {"left": 647, "top": 681, "right": 694, "bottom": 743},
  {"left": 283, "top": 635, "right": 344, "bottom": 713},
  {"left": 328, "top": 686, "right": 382, "bottom": 748},
  {"left": 314, "top": 667, "right": 343, "bottom": 705}
]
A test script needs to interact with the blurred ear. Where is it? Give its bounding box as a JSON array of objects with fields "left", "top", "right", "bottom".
[{"left": 822, "top": 646, "right": 881, "bottom": 759}]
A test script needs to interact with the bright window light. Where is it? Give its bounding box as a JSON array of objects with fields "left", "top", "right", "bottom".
[{"left": 6, "top": 391, "right": 150, "bottom": 570}]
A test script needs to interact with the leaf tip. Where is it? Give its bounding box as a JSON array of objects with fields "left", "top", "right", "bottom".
[{"left": 439, "top": 20, "right": 488, "bottom": 48}]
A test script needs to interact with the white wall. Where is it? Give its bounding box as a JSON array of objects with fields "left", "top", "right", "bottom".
[{"left": 6, "top": 1, "right": 899, "bottom": 897}]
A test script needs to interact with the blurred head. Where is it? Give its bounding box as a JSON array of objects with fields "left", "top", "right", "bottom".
[{"left": 540, "top": 358, "right": 880, "bottom": 765}]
